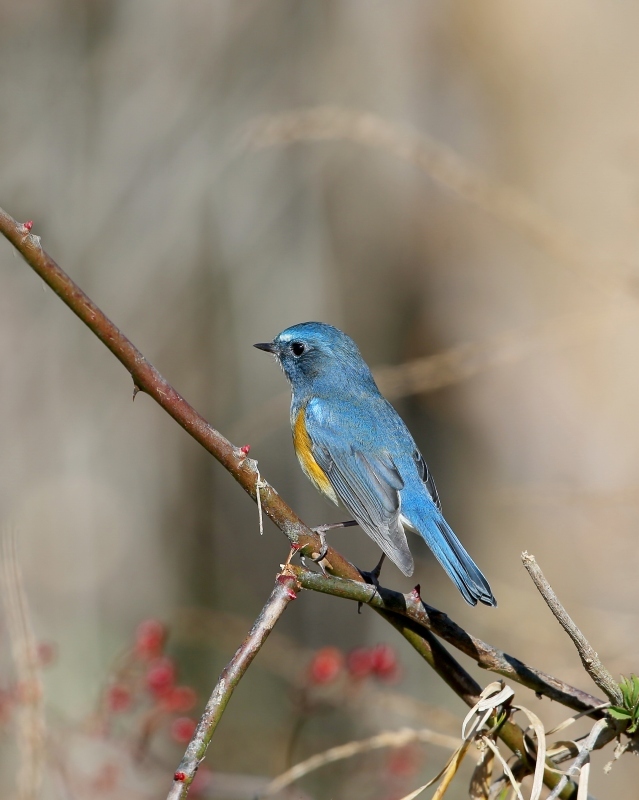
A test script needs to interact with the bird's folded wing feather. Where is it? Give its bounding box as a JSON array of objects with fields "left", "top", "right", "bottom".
[{"left": 305, "top": 409, "right": 414, "bottom": 575}]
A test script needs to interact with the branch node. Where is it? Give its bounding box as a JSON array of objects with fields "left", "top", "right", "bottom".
[{"left": 276, "top": 573, "right": 299, "bottom": 600}]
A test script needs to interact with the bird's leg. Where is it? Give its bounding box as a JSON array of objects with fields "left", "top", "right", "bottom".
[{"left": 310, "top": 520, "right": 358, "bottom": 563}]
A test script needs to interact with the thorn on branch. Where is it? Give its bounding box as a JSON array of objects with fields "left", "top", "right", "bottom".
[{"left": 132, "top": 384, "right": 141, "bottom": 401}]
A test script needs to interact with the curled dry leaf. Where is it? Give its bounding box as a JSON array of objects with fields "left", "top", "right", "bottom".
[
  {"left": 513, "top": 704, "right": 546, "bottom": 800},
  {"left": 395, "top": 682, "right": 517, "bottom": 800},
  {"left": 469, "top": 743, "right": 494, "bottom": 800}
]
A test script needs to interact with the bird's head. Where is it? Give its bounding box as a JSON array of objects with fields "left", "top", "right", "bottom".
[{"left": 254, "top": 322, "right": 375, "bottom": 394}]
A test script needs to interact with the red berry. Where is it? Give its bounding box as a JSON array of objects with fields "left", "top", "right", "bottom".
[
  {"left": 370, "top": 644, "right": 400, "bottom": 682},
  {"left": 160, "top": 685, "right": 197, "bottom": 713},
  {"left": 135, "top": 619, "right": 166, "bottom": 658},
  {"left": 171, "top": 716, "right": 197, "bottom": 743},
  {"left": 36, "top": 642, "right": 57, "bottom": 667},
  {"left": 174, "top": 771, "right": 186, "bottom": 782},
  {"left": 308, "top": 647, "right": 344, "bottom": 684},
  {"left": 0, "top": 690, "right": 13, "bottom": 723},
  {"left": 145, "top": 657, "right": 176, "bottom": 697},
  {"left": 107, "top": 684, "right": 132, "bottom": 712},
  {"left": 346, "top": 647, "right": 374, "bottom": 679},
  {"left": 387, "top": 744, "right": 420, "bottom": 777}
]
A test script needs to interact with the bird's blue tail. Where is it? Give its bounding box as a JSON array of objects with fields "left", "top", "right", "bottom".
[{"left": 403, "top": 503, "right": 496, "bottom": 607}]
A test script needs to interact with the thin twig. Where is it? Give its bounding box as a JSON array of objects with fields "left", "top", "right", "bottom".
[
  {"left": 167, "top": 570, "right": 300, "bottom": 800},
  {"left": 522, "top": 552, "right": 622, "bottom": 706},
  {"left": 1, "top": 531, "right": 46, "bottom": 800},
  {"left": 0, "top": 209, "right": 588, "bottom": 800},
  {"left": 546, "top": 718, "right": 610, "bottom": 800},
  {"left": 243, "top": 107, "right": 635, "bottom": 295},
  {"left": 261, "top": 726, "right": 464, "bottom": 796},
  {"left": 229, "top": 307, "right": 614, "bottom": 447}
]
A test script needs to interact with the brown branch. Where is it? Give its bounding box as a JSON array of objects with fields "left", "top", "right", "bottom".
[
  {"left": 290, "top": 566, "right": 605, "bottom": 717},
  {"left": 0, "top": 206, "right": 338, "bottom": 568},
  {"left": 300, "top": 580, "right": 576, "bottom": 800},
  {"left": 167, "top": 570, "right": 300, "bottom": 800},
  {"left": 522, "top": 552, "right": 623, "bottom": 706},
  {"left": 0, "top": 208, "right": 594, "bottom": 799}
]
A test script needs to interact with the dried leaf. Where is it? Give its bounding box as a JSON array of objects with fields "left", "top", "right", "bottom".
[
  {"left": 481, "top": 736, "right": 524, "bottom": 800},
  {"left": 396, "top": 740, "right": 471, "bottom": 800},
  {"left": 469, "top": 743, "right": 494, "bottom": 799},
  {"left": 512, "top": 704, "right": 546, "bottom": 800}
]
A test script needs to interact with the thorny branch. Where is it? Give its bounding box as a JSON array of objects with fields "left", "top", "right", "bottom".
[
  {"left": 0, "top": 207, "right": 624, "bottom": 799},
  {"left": 289, "top": 566, "right": 605, "bottom": 716}
]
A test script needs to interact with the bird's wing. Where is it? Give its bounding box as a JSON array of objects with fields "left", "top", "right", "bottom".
[
  {"left": 413, "top": 448, "right": 441, "bottom": 511},
  {"left": 305, "top": 406, "right": 414, "bottom": 576}
]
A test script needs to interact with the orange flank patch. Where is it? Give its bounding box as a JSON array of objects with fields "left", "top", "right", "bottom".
[{"left": 293, "top": 408, "right": 338, "bottom": 503}]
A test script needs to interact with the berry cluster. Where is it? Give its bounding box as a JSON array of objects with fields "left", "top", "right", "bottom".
[
  {"left": 308, "top": 643, "right": 401, "bottom": 685},
  {"left": 104, "top": 619, "right": 198, "bottom": 745}
]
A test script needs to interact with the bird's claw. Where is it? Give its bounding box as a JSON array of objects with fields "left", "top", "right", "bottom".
[{"left": 310, "top": 526, "right": 329, "bottom": 563}]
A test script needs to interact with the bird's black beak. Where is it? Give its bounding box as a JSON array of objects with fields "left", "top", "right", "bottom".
[{"left": 253, "top": 342, "right": 277, "bottom": 354}]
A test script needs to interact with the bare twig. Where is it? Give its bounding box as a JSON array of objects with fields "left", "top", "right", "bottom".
[
  {"left": 0, "top": 206, "right": 338, "bottom": 569},
  {"left": 1, "top": 531, "right": 46, "bottom": 800},
  {"left": 546, "top": 718, "right": 611, "bottom": 800},
  {"left": 0, "top": 209, "right": 591, "bottom": 799},
  {"left": 261, "top": 726, "right": 464, "bottom": 796},
  {"left": 167, "top": 570, "right": 300, "bottom": 800},
  {"left": 243, "top": 107, "right": 635, "bottom": 294},
  {"left": 374, "top": 309, "right": 615, "bottom": 400},
  {"left": 329, "top": 595, "right": 577, "bottom": 798},
  {"left": 522, "top": 552, "right": 622, "bottom": 706}
]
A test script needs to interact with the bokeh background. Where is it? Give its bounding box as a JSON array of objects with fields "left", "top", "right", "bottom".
[{"left": 1, "top": 1, "right": 639, "bottom": 797}]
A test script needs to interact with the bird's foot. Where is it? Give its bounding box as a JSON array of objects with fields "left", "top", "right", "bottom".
[{"left": 310, "top": 520, "right": 358, "bottom": 564}]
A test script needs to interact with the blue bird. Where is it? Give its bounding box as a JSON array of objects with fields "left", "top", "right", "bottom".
[{"left": 254, "top": 322, "right": 496, "bottom": 607}]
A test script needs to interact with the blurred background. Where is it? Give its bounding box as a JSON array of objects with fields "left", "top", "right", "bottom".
[{"left": 1, "top": 1, "right": 639, "bottom": 797}]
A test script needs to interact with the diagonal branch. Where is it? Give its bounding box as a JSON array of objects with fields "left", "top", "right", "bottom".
[
  {"left": 290, "top": 566, "right": 605, "bottom": 716},
  {"left": 0, "top": 207, "right": 598, "bottom": 800},
  {"left": 167, "top": 570, "right": 300, "bottom": 800},
  {"left": 0, "top": 206, "right": 605, "bottom": 717},
  {"left": 0, "top": 206, "right": 336, "bottom": 568}
]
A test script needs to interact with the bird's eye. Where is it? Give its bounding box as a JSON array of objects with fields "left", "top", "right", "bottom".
[{"left": 291, "top": 341, "right": 306, "bottom": 357}]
